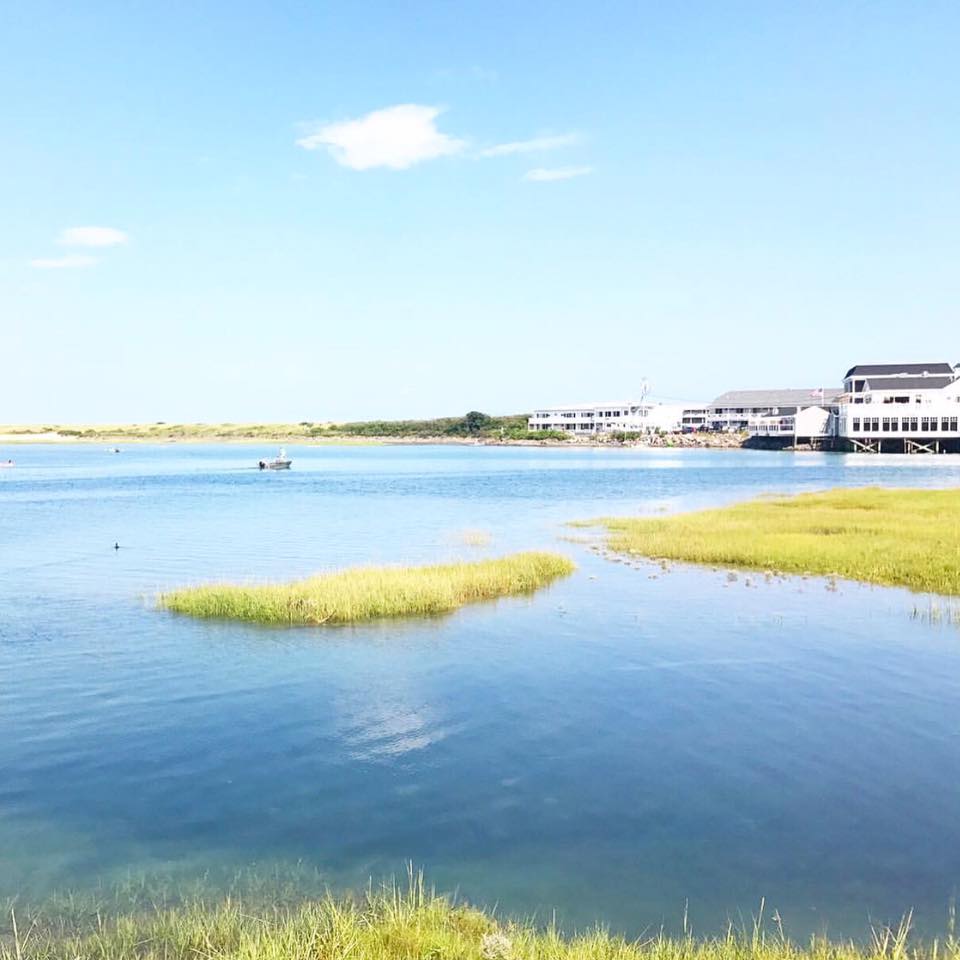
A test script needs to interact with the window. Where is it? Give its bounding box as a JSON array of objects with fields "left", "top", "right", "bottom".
[
  {"left": 882, "top": 418, "right": 892, "bottom": 431},
  {"left": 852, "top": 417, "right": 861, "bottom": 432},
  {"left": 921, "top": 418, "right": 933, "bottom": 432},
  {"left": 951, "top": 418, "right": 959, "bottom": 432},
  {"left": 908, "top": 417, "right": 918, "bottom": 432}
]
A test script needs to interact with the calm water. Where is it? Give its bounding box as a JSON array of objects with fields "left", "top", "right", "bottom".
[{"left": 2, "top": 444, "right": 960, "bottom": 938}]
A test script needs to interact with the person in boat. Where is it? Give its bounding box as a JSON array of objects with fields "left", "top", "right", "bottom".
[{"left": 258, "top": 460, "right": 266, "bottom": 470}]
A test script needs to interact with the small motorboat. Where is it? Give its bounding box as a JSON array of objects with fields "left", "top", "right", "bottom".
[
  {"left": 258, "top": 448, "right": 292, "bottom": 470},
  {"left": 0, "top": 459, "right": 14, "bottom": 468}
]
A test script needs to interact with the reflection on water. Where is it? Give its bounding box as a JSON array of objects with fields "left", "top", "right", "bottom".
[{"left": 2, "top": 444, "right": 960, "bottom": 938}]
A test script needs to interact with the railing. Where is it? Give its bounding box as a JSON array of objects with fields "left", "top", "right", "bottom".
[{"left": 749, "top": 418, "right": 796, "bottom": 437}]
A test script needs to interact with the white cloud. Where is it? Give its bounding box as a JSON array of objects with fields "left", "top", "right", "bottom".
[
  {"left": 523, "top": 166, "right": 593, "bottom": 182},
  {"left": 30, "top": 254, "right": 98, "bottom": 269},
  {"left": 296, "top": 104, "right": 466, "bottom": 170},
  {"left": 481, "top": 133, "right": 579, "bottom": 157},
  {"left": 59, "top": 226, "right": 128, "bottom": 247}
]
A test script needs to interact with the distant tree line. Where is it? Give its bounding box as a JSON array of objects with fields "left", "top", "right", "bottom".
[{"left": 323, "top": 412, "right": 559, "bottom": 440}]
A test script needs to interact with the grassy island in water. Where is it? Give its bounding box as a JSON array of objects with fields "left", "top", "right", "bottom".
[
  {"left": 159, "top": 552, "right": 575, "bottom": 625},
  {"left": 1, "top": 878, "right": 941, "bottom": 960},
  {"left": 594, "top": 487, "right": 960, "bottom": 596}
]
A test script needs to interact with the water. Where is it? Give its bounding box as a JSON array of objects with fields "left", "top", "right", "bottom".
[{"left": 2, "top": 443, "right": 960, "bottom": 938}]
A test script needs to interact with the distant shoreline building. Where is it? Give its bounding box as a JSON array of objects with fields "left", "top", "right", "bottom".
[
  {"left": 707, "top": 388, "right": 843, "bottom": 433},
  {"left": 744, "top": 361, "right": 960, "bottom": 452},
  {"left": 837, "top": 362, "right": 960, "bottom": 453},
  {"left": 529, "top": 360, "right": 960, "bottom": 452},
  {"left": 528, "top": 401, "right": 693, "bottom": 435}
]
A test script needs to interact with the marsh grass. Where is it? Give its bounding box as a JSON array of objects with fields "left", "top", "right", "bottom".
[
  {"left": 159, "top": 552, "right": 575, "bottom": 625},
  {"left": 910, "top": 601, "right": 960, "bottom": 627},
  {"left": 590, "top": 487, "right": 960, "bottom": 595},
  {"left": 1, "top": 872, "right": 952, "bottom": 960},
  {"left": 457, "top": 529, "right": 493, "bottom": 547}
]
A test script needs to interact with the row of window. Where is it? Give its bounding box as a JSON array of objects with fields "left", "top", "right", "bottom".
[
  {"left": 851, "top": 395, "right": 923, "bottom": 404},
  {"left": 537, "top": 410, "right": 623, "bottom": 419},
  {"left": 850, "top": 417, "right": 959, "bottom": 433},
  {"left": 531, "top": 422, "right": 637, "bottom": 431}
]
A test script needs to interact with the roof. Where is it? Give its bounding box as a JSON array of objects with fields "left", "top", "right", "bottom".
[
  {"left": 531, "top": 400, "right": 694, "bottom": 412},
  {"left": 845, "top": 362, "right": 955, "bottom": 379},
  {"left": 709, "top": 388, "right": 843, "bottom": 410},
  {"left": 862, "top": 375, "right": 955, "bottom": 392}
]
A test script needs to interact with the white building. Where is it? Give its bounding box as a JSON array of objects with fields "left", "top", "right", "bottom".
[
  {"left": 681, "top": 407, "right": 709, "bottom": 430},
  {"left": 528, "top": 401, "right": 691, "bottom": 435},
  {"left": 750, "top": 405, "right": 834, "bottom": 442},
  {"left": 710, "top": 388, "right": 843, "bottom": 433},
  {"left": 837, "top": 362, "right": 960, "bottom": 452}
]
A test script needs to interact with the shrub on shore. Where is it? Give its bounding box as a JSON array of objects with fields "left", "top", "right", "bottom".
[
  {"left": 592, "top": 487, "right": 960, "bottom": 595},
  {"left": 159, "top": 551, "right": 575, "bottom": 625}
]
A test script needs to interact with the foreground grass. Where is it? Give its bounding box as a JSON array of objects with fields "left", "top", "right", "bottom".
[
  {"left": 1, "top": 875, "right": 948, "bottom": 960},
  {"left": 159, "top": 552, "right": 575, "bottom": 625},
  {"left": 592, "top": 487, "right": 960, "bottom": 595}
]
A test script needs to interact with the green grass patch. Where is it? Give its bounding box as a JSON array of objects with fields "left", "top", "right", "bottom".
[
  {"left": 0, "top": 872, "right": 941, "bottom": 960},
  {"left": 591, "top": 487, "right": 960, "bottom": 595},
  {"left": 159, "top": 552, "right": 575, "bottom": 625}
]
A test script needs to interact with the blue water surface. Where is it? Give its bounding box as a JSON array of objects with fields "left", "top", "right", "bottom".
[{"left": 1, "top": 443, "right": 959, "bottom": 938}]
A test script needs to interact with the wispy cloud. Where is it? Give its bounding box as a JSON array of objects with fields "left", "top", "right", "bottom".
[
  {"left": 59, "top": 226, "right": 128, "bottom": 247},
  {"left": 481, "top": 133, "right": 579, "bottom": 158},
  {"left": 30, "top": 254, "right": 98, "bottom": 269},
  {"left": 523, "top": 165, "right": 593, "bottom": 182},
  {"left": 297, "top": 104, "right": 466, "bottom": 170}
]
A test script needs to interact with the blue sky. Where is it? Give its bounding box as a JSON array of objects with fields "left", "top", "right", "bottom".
[{"left": 3, "top": 1, "right": 958, "bottom": 422}]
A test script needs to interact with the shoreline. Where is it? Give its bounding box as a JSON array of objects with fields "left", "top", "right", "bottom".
[
  {"left": 0, "top": 430, "right": 748, "bottom": 451},
  {"left": 0, "top": 875, "right": 945, "bottom": 957}
]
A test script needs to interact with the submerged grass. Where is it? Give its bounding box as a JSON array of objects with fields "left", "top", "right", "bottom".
[
  {"left": 457, "top": 529, "right": 493, "bottom": 547},
  {"left": 159, "top": 552, "right": 574, "bottom": 625},
  {"left": 592, "top": 487, "right": 960, "bottom": 595},
  {"left": 1, "top": 872, "right": 951, "bottom": 960}
]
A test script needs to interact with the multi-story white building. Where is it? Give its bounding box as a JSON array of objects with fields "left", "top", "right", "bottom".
[
  {"left": 837, "top": 362, "right": 960, "bottom": 452},
  {"left": 745, "top": 362, "right": 960, "bottom": 452},
  {"left": 681, "top": 407, "right": 709, "bottom": 430},
  {"left": 528, "top": 401, "right": 691, "bottom": 435},
  {"left": 709, "top": 388, "right": 843, "bottom": 432}
]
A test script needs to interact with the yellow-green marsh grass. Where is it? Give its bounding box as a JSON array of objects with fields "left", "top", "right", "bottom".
[
  {"left": 592, "top": 487, "right": 960, "bottom": 595},
  {"left": 159, "top": 552, "right": 575, "bottom": 625},
  {"left": 1, "top": 873, "right": 943, "bottom": 960},
  {"left": 457, "top": 529, "right": 493, "bottom": 547}
]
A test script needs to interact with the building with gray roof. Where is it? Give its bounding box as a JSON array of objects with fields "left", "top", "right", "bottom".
[{"left": 708, "top": 388, "right": 842, "bottom": 431}]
